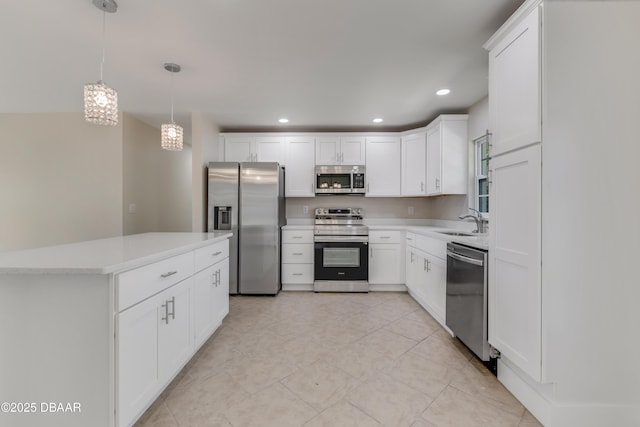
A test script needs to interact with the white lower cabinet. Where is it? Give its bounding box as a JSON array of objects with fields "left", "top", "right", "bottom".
[
  {"left": 368, "top": 230, "right": 404, "bottom": 284},
  {"left": 405, "top": 232, "right": 447, "bottom": 328},
  {"left": 117, "top": 239, "right": 230, "bottom": 427},
  {"left": 281, "top": 229, "right": 314, "bottom": 286},
  {"left": 193, "top": 258, "right": 229, "bottom": 348},
  {"left": 488, "top": 144, "right": 541, "bottom": 381},
  {"left": 118, "top": 277, "right": 193, "bottom": 427}
]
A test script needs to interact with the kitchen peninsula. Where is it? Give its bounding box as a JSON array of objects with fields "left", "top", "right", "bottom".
[{"left": 0, "top": 232, "right": 232, "bottom": 427}]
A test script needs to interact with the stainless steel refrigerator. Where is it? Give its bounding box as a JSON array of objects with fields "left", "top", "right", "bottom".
[{"left": 207, "top": 162, "right": 285, "bottom": 295}]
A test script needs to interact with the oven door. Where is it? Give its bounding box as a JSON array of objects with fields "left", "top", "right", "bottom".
[{"left": 314, "top": 236, "right": 368, "bottom": 281}]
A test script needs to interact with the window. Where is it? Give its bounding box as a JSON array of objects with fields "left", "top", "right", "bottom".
[{"left": 474, "top": 133, "right": 490, "bottom": 214}]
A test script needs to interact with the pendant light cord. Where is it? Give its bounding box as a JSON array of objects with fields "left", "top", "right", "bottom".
[
  {"left": 170, "top": 69, "right": 175, "bottom": 123},
  {"left": 100, "top": 9, "right": 106, "bottom": 82}
]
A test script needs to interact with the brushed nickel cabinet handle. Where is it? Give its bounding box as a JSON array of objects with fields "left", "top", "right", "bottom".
[{"left": 161, "top": 271, "right": 177, "bottom": 278}]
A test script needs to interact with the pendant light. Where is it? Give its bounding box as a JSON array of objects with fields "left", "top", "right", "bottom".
[
  {"left": 161, "top": 63, "right": 183, "bottom": 151},
  {"left": 84, "top": 0, "right": 118, "bottom": 126}
]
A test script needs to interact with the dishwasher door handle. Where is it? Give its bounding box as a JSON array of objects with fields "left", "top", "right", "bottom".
[{"left": 447, "top": 250, "right": 484, "bottom": 266}]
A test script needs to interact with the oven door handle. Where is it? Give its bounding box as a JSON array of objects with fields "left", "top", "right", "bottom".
[
  {"left": 314, "top": 236, "right": 369, "bottom": 243},
  {"left": 447, "top": 250, "right": 484, "bottom": 266}
]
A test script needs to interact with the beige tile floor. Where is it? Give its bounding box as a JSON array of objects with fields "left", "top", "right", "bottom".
[{"left": 134, "top": 291, "right": 543, "bottom": 427}]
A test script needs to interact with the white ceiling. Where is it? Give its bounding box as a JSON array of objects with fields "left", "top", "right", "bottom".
[{"left": 1, "top": 0, "right": 523, "bottom": 136}]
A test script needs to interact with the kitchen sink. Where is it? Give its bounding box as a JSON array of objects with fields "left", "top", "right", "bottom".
[{"left": 436, "top": 231, "right": 475, "bottom": 236}]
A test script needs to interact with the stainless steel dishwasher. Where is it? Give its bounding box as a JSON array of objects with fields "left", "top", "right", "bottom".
[{"left": 445, "top": 242, "right": 490, "bottom": 362}]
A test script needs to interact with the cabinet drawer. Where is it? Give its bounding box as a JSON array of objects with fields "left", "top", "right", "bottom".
[
  {"left": 282, "top": 229, "right": 313, "bottom": 244},
  {"left": 369, "top": 230, "right": 403, "bottom": 244},
  {"left": 282, "top": 244, "right": 313, "bottom": 263},
  {"left": 281, "top": 264, "right": 314, "bottom": 284},
  {"left": 415, "top": 235, "right": 447, "bottom": 260},
  {"left": 118, "top": 252, "right": 194, "bottom": 312},
  {"left": 194, "top": 240, "right": 229, "bottom": 273}
]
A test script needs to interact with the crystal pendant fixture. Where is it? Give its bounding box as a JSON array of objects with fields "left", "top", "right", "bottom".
[
  {"left": 84, "top": 0, "right": 118, "bottom": 126},
  {"left": 161, "top": 63, "right": 183, "bottom": 151}
]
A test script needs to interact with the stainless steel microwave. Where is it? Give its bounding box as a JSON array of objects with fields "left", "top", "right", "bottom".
[{"left": 315, "top": 165, "right": 366, "bottom": 195}]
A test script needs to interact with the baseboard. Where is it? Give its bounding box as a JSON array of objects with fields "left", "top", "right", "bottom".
[
  {"left": 281, "top": 284, "right": 313, "bottom": 291},
  {"left": 368, "top": 284, "right": 407, "bottom": 292},
  {"left": 498, "top": 358, "right": 553, "bottom": 425}
]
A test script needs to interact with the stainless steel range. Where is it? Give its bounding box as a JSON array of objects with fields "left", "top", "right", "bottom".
[{"left": 313, "top": 208, "right": 369, "bottom": 292}]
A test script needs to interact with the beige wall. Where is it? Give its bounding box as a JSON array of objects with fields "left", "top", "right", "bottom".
[
  {"left": 122, "top": 114, "right": 192, "bottom": 235},
  {"left": 0, "top": 113, "right": 123, "bottom": 251},
  {"left": 191, "top": 113, "right": 221, "bottom": 232}
]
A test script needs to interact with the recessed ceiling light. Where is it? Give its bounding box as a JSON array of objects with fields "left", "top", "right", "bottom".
[
  {"left": 436, "top": 89, "right": 451, "bottom": 96},
  {"left": 372, "top": 118, "right": 383, "bottom": 123},
  {"left": 278, "top": 118, "right": 289, "bottom": 123}
]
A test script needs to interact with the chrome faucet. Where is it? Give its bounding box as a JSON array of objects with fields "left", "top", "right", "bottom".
[{"left": 459, "top": 208, "right": 487, "bottom": 233}]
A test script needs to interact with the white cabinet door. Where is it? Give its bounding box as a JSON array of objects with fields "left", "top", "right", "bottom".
[
  {"left": 412, "top": 250, "right": 429, "bottom": 305},
  {"left": 341, "top": 136, "right": 366, "bottom": 165},
  {"left": 117, "top": 294, "right": 160, "bottom": 427},
  {"left": 316, "top": 137, "right": 340, "bottom": 164},
  {"left": 369, "top": 243, "right": 403, "bottom": 284},
  {"left": 425, "top": 116, "right": 468, "bottom": 196},
  {"left": 488, "top": 144, "right": 542, "bottom": 381},
  {"left": 401, "top": 132, "right": 426, "bottom": 196},
  {"left": 157, "top": 278, "right": 194, "bottom": 385},
  {"left": 405, "top": 247, "right": 417, "bottom": 292},
  {"left": 225, "top": 136, "right": 254, "bottom": 162},
  {"left": 213, "top": 259, "right": 229, "bottom": 326},
  {"left": 423, "top": 254, "right": 446, "bottom": 323},
  {"left": 365, "top": 136, "right": 401, "bottom": 196},
  {"left": 256, "top": 136, "right": 285, "bottom": 164},
  {"left": 489, "top": 5, "right": 541, "bottom": 156},
  {"left": 315, "top": 136, "right": 365, "bottom": 165},
  {"left": 193, "top": 265, "right": 216, "bottom": 348},
  {"left": 426, "top": 125, "right": 442, "bottom": 195},
  {"left": 285, "top": 137, "right": 315, "bottom": 196}
]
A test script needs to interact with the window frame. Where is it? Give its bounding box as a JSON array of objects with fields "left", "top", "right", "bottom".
[{"left": 474, "top": 133, "right": 490, "bottom": 216}]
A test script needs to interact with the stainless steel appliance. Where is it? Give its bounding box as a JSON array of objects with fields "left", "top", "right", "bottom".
[
  {"left": 207, "top": 162, "right": 285, "bottom": 295},
  {"left": 315, "top": 165, "right": 366, "bottom": 195},
  {"left": 313, "top": 208, "right": 369, "bottom": 292},
  {"left": 445, "top": 242, "right": 490, "bottom": 361}
]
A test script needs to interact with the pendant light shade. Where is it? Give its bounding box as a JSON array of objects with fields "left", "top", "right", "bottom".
[
  {"left": 84, "top": 81, "right": 118, "bottom": 125},
  {"left": 84, "top": 0, "right": 118, "bottom": 126},
  {"left": 161, "top": 123, "right": 184, "bottom": 151},
  {"left": 161, "top": 63, "right": 183, "bottom": 151}
]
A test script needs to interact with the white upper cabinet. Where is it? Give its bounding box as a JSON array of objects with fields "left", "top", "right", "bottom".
[
  {"left": 486, "top": 4, "right": 541, "bottom": 156},
  {"left": 401, "top": 131, "right": 426, "bottom": 196},
  {"left": 316, "top": 136, "right": 365, "bottom": 165},
  {"left": 425, "top": 115, "right": 468, "bottom": 196},
  {"left": 284, "top": 136, "right": 315, "bottom": 197},
  {"left": 224, "top": 136, "right": 254, "bottom": 162},
  {"left": 224, "top": 135, "right": 285, "bottom": 164},
  {"left": 256, "top": 136, "right": 285, "bottom": 163},
  {"left": 365, "top": 136, "right": 401, "bottom": 196}
]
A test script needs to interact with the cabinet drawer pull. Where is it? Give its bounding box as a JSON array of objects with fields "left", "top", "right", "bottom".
[
  {"left": 161, "top": 270, "right": 177, "bottom": 278},
  {"left": 292, "top": 273, "right": 303, "bottom": 276},
  {"left": 292, "top": 236, "right": 303, "bottom": 239},
  {"left": 292, "top": 252, "right": 303, "bottom": 256},
  {"left": 380, "top": 236, "right": 391, "bottom": 239},
  {"left": 212, "top": 251, "right": 222, "bottom": 257}
]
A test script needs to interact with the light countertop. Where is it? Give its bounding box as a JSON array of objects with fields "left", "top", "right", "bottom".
[
  {"left": 282, "top": 221, "right": 488, "bottom": 250},
  {"left": 0, "top": 232, "right": 232, "bottom": 275}
]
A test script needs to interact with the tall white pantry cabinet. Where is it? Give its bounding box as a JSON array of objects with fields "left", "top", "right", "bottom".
[{"left": 485, "top": 1, "right": 640, "bottom": 426}]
